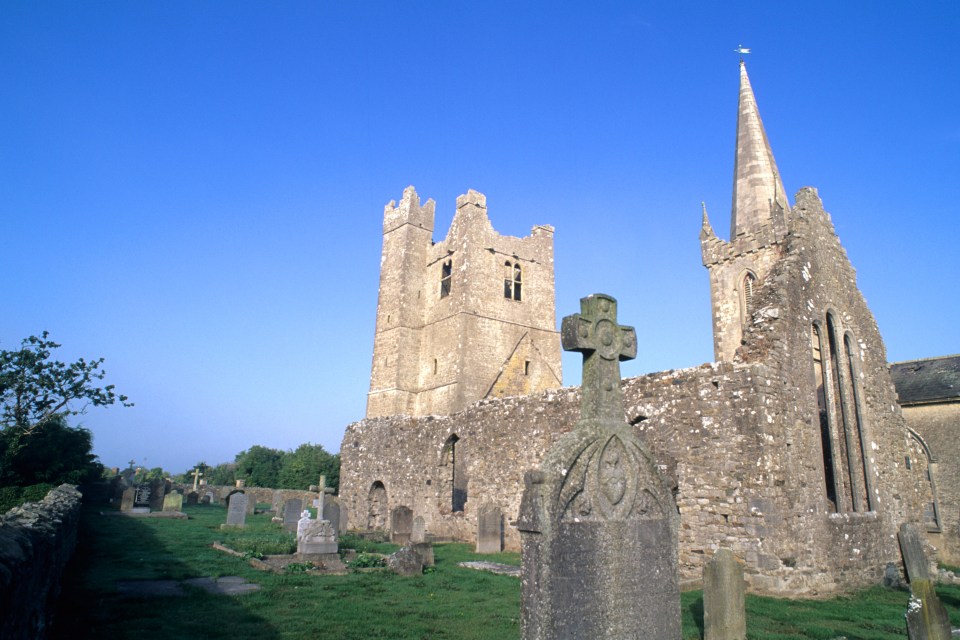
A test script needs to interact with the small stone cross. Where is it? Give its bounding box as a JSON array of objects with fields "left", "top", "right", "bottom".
[
  {"left": 191, "top": 467, "right": 204, "bottom": 492},
  {"left": 561, "top": 294, "right": 636, "bottom": 423},
  {"left": 318, "top": 474, "right": 334, "bottom": 515}
]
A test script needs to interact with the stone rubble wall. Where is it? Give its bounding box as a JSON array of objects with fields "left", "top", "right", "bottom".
[
  {"left": 173, "top": 484, "right": 320, "bottom": 512},
  {"left": 0, "top": 484, "right": 83, "bottom": 640}
]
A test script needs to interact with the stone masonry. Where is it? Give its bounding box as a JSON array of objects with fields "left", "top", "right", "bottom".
[
  {"left": 339, "top": 62, "right": 936, "bottom": 596},
  {"left": 366, "top": 187, "right": 562, "bottom": 418}
]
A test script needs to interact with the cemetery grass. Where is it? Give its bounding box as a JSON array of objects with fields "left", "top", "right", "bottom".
[{"left": 55, "top": 503, "right": 959, "bottom": 640}]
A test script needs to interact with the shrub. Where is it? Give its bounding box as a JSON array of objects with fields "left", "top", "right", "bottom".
[{"left": 348, "top": 553, "right": 386, "bottom": 570}]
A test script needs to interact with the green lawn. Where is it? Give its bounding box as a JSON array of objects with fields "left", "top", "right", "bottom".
[{"left": 53, "top": 502, "right": 960, "bottom": 639}]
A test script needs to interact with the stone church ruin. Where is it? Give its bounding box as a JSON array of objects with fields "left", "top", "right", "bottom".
[{"left": 339, "top": 62, "right": 939, "bottom": 596}]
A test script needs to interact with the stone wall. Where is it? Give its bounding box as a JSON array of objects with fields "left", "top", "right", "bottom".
[
  {"left": 174, "top": 485, "right": 320, "bottom": 512},
  {"left": 341, "top": 188, "right": 933, "bottom": 597},
  {"left": 367, "top": 187, "right": 561, "bottom": 418},
  {"left": 0, "top": 484, "right": 83, "bottom": 640},
  {"left": 901, "top": 402, "right": 960, "bottom": 564}
]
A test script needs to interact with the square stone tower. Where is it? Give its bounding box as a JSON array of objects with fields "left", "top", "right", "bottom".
[{"left": 366, "top": 187, "right": 562, "bottom": 418}]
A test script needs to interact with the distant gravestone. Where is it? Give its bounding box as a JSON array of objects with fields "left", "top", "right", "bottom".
[
  {"left": 283, "top": 499, "right": 303, "bottom": 533},
  {"left": 223, "top": 492, "right": 248, "bottom": 528},
  {"left": 339, "top": 505, "right": 349, "bottom": 534},
  {"left": 162, "top": 490, "right": 183, "bottom": 513},
  {"left": 202, "top": 492, "right": 214, "bottom": 505},
  {"left": 412, "top": 516, "right": 426, "bottom": 543},
  {"left": 477, "top": 504, "right": 503, "bottom": 553},
  {"left": 391, "top": 506, "right": 414, "bottom": 545},
  {"left": 227, "top": 489, "right": 255, "bottom": 515},
  {"left": 323, "top": 500, "right": 341, "bottom": 536},
  {"left": 905, "top": 578, "right": 953, "bottom": 640},
  {"left": 186, "top": 491, "right": 199, "bottom": 506},
  {"left": 703, "top": 549, "right": 746, "bottom": 640},
  {"left": 133, "top": 484, "right": 152, "bottom": 508},
  {"left": 147, "top": 480, "right": 167, "bottom": 511},
  {"left": 411, "top": 541, "right": 435, "bottom": 567},
  {"left": 899, "top": 523, "right": 931, "bottom": 583},
  {"left": 519, "top": 294, "right": 680, "bottom": 639},
  {"left": 387, "top": 547, "right": 423, "bottom": 576},
  {"left": 120, "top": 487, "right": 136, "bottom": 511}
]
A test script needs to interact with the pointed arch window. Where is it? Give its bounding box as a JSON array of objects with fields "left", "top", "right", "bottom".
[
  {"left": 440, "top": 260, "right": 452, "bottom": 299},
  {"left": 504, "top": 261, "right": 522, "bottom": 301},
  {"left": 844, "top": 332, "right": 873, "bottom": 511},
  {"left": 441, "top": 434, "right": 467, "bottom": 512},
  {"left": 812, "top": 324, "right": 839, "bottom": 511},
  {"left": 740, "top": 271, "right": 758, "bottom": 327}
]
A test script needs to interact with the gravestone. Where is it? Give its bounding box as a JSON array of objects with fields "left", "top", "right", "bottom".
[
  {"left": 477, "top": 503, "right": 503, "bottom": 553},
  {"left": 283, "top": 499, "right": 303, "bottom": 532},
  {"left": 227, "top": 489, "right": 255, "bottom": 515},
  {"left": 899, "top": 523, "right": 931, "bottom": 583},
  {"left": 297, "top": 510, "right": 338, "bottom": 556},
  {"left": 905, "top": 578, "right": 952, "bottom": 640},
  {"left": 519, "top": 294, "right": 680, "bottom": 640},
  {"left": 132, "top": 483, "right": 153, "bottom": 513},
  {"left": 703, "top": 549, "right": 746, "bottom": 640},
  {"left": 163, "top": 490, "right": 183, "bottom": 512},
  {"left": 411, "top": 542, "right": 435, "bottom": 567},
  {"left": 412, "top": 516, "right": 426, "bottom": 543},
  {"left": 223, "top": 492, "right": 248, "bottom": 528},
  {"left": 147, "top": 480, "right": 167, "bottom": 511},
  {"left": 120, "top": 487, "right": 136, "bottom": 511},
  {"left": 323, "top": 500, "right": 341, "bottom": 537},
  {"left": 391, "top": 506, "right": 414, "bottom": 545},
  {"left": 339, "top": 505, "right": 349, "bottom": 535},
  {"left": 186, "top": 491, "right": 199, "bottom": 506},
  {"left": 202, "top": 492, "right": 214, "bottom": 505}
]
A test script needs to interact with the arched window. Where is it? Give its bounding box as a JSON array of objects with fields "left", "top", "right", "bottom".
[
  {"left": 740, "top": 271, "right": 757, "bottom": 327},
  {"left": 367, "top": 481, "right": 388, "bottom": 530},
  {"left": 441, "top": 434, "right": 467, "bottom": 512},
  {"left": 844, "top": 333, "right": 873, "bottom": 510},
  {"left": 812, "top": 324, "right": 839, "bottom": 511},
  {"left": 440, "top": 260, "right": 452, "bottom": 298},
  {"left": 503, "top": 261, "right": 522, "bottom": 301}
]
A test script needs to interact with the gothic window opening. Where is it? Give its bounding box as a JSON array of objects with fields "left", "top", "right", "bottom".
[
  {"left": 827, "top": 313, "right": 866, "bottom": 511},
  {"left": 844, "top": 333, "right": 873, "bottom": 510},
  {"left": 504, "top": 261, "right": 522, "bottom": 301},
  {"left": 740, "top": 271, "right": 757, "bottom": 327},
  {"left": 812, "top": 324, "right": 839, "bottom": 511},
  {"left": 441, "top": 434, "right": 467, "bottom": 513},
  {"left": 440, "top": 260, "right": 452, "bottom": 298},
  {"left": 367, "top": 481, "right": 387, "bottom": 530}
]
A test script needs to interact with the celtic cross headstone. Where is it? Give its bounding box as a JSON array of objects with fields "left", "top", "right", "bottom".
[{"left": 518, "top": 293, "right": 680, "bottom": 639}]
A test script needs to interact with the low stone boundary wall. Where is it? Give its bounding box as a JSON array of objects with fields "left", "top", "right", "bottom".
[{"left": 0, "top": 484, "right": 83, "bottom": 640}]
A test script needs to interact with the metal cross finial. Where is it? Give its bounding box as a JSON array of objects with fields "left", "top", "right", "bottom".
[{"left": 561, "top": 294, "right": 637, "bottom": 423}]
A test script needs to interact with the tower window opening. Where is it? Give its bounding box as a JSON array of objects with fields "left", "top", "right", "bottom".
[
  {"left": 504, "top": 261, "right": 522, "bottom": 301},
  {"left": 741, "top": 272, "right": 757, "bottom": 327},
  {"left": 440, "top": 260, "right": 452, "bottom": 298},
  {"left": 524, "top": 360, "right": 530, "bottom": 376}
]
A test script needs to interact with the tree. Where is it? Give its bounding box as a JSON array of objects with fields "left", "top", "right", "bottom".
[
  {"left": 234, "top": 445, "right": 285, "bottom": 488},
  {"left": 278, "top": 443, "right": 340, "bottom": 491},
  {"left": 0, "top": 332, "right": 131, "bottom": 435},
  {"left": 206, "top": 462, "right": 237, "bottom": 486},
  {"left": 0, "top": 415, "right": 102, "bottom": 486}
]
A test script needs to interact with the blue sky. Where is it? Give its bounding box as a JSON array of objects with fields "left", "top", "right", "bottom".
[{"left": 3, "top": 2, "right": 958, "bottom": 474}]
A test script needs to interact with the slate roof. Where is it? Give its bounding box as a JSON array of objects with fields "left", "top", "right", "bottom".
[{"left": 890, "top": 355, "right": 960, "bottom": 405}]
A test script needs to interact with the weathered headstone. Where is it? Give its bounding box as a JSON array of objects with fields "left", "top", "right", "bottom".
[
  {"left": 703, "top": 549, "right": 746, "bottom": 640},
  {"left": 162, "top": 490, "right": 183, "bottom": 513},
  {"left": 323, "top": 500, "right": 341, "bottom": 537},
  {"left": 120, "top": 487, "right": 136, "bottom": 511},
  {"left": 223, "top": 492, "right": 248, "bottom": 528},
  {"left": 899, "top": 523, "right": 931, "bottom": 583},
  {"left": 297, "top": 510, "right": 338, "bottom": 556},
  {"left": 387, "top": 547, "right": 423, "bottom": 576},
  {"left": 519, "top": 294, "right": 680, "bottom": 640},
  {"left": 477, "top": 503, "right": 503, "bottom": 553},
  {"left": 227, "top": 489, "right": 255, "bottom": 515},
  {"left": 133, "top": 483, "right": 152, "bottom": 508},
  {"left": 186, "top": 491, "right": 199, "bottom": 506},
  {"left": 391, "top": 506, "right": 414, "bottom": 545},
  {"left": 283, "top": 498, "right": 303, "bottom": 532},
  {"left": 147, "top": 480, "right": 167, "bottom": 511},
  {"left": 905, "top": 578, "right": 952, "bottom": 640},
  {"left": 202, "top": 492, "right": 214, "bottom": 505},
  {"left": 339, "top": 505, "right": 349, "bottom": 535},
  {"left": 412, "top": 516, "right": 426, "bottom": 543},
  {"left": 411, "top": 541, "right": 435, "bottom": 568}
]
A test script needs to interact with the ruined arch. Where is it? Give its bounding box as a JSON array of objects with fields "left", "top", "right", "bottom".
[
  {"left": 907, "top": 427, "right": 941, "bottom": 531},
  {"left": 440, "top": 434, "right": 467, "bottom": 513},
  {"left": 367, "top": 481, "right": 388, "bottom": 530}
]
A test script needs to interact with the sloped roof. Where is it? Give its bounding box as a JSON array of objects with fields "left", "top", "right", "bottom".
[{"left": 890, "top": 355, "right": 960, "bottom": 405}]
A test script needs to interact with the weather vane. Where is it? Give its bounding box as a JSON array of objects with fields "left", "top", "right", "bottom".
[{"left": 735, "top": 44, "right": 751, "bottom": 63}]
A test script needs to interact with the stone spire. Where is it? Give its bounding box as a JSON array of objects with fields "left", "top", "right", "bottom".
[{"left": 730, "top": 61, "right": 788, "bottom": 239}]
